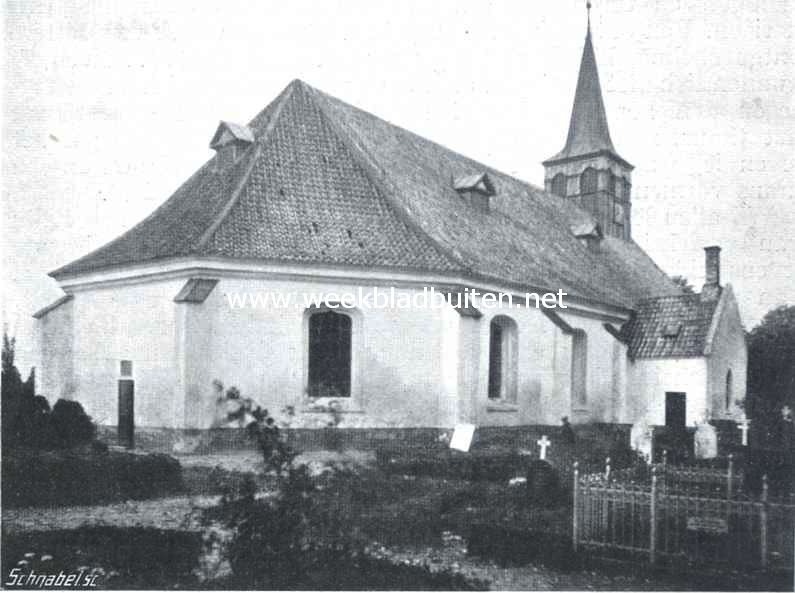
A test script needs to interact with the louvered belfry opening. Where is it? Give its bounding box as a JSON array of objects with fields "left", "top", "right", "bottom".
[{"left": 308, "top": 309, "right": 352, "bottom": 398}]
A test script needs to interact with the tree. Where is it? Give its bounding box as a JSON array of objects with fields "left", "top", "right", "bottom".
[
  {"left": 671, "top": 275, "right": 695, "bottom": 294},
  {"left": 2, "top": 328, "right": 24, "bottom": 445},
  {"left": 747, "top": 305, "right": 795, "bottom": 444},
  {"left": 2, "top": 327, "right": 37, "bottom": 447}
]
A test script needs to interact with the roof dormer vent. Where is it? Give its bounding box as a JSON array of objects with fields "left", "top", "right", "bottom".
[
  {"left": 210, "top": 121, "right": 254, "bottom": 171},
  {"left": 662, "top": 323, "right": 682, "bottom": 338},
  {"left": 571, "top": 221, "right": 603, "bottom": 251},
  {"left": 453, "top": 172, "right": 496, "bottom": 212}
]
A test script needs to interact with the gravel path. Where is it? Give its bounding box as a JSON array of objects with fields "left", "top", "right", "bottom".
[{"left": 1, "top": 495, "right": 219, "bottom": 535}]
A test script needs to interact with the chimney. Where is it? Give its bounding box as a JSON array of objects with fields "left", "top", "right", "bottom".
[{"left": 701, "top": 246, "right": 721, "bottom": 301}]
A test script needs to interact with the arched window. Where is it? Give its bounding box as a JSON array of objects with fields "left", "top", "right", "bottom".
[
  {"left": 580, "top": 167, "right": 598, "bottom": 195},
  {"left": 608, "top": 172, "right": 617, "bottom": 195},
  {"left": 487, "top": 316, "right": 518, "bottom": 402},
  {"left": 551, "top": 173, "right": 567, "bottom": 197},
  {"left": 571, "top": 330, "right": 588, "bottom": 407},
  {"left": 308, "top": 309, "right": 352, "bottom": 398},
  {"left": 725, "top": 369, "right": 733, "bottom": 411}
]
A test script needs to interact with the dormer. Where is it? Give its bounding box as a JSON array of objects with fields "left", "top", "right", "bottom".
[
  {"left": 571, "top": 221, "right": 603, "bottom": 251},
  {"left": 210, "top": 121, "right": 254, "bottom": 171},
  {"left": 454, "top": 172, "right": 496, "bottom": 212}
]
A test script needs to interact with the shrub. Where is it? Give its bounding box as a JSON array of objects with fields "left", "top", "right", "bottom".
[
  {"left": 50, "top": 399, "right": 96, "bottom": 448},
  {"left": 1, "top": 448, "right": 183, "bottom": 508}
]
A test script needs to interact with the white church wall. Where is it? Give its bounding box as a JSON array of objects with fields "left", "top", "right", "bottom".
[
  {"left": 63, "top": 278, "right": 185, "bottom": 428},
  {"left": 705, "top": 288, "right": 747, "bottom": 420},
  {"left": 626, "top": 358, "right": 707, "bottom": 426},
  {"left": 559, "top": 313, "right": 628, "bottom": 424},
  {"left": 183, "top": 276, "right": 460, "bottom": 429},
  {"left": 36, "top": 298, "right": 74, "bottom": 401},
  {"left": 474, "top": 305, "right": 564, "bottom": 426}
]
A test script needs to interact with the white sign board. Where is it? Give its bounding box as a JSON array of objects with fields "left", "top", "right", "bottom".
[{"left": 449, "top": 424, "right": 476, "bottom": 452}]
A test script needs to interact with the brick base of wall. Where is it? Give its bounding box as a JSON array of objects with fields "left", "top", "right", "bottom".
[{"left": 97, "top": 423, "right": 632, "bottom": 462}]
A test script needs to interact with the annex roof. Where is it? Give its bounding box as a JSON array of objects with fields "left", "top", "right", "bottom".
[{"left": 621, "top": 292, "right": 721, "bottom": 358}]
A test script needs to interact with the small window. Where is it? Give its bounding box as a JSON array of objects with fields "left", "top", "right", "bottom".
[
  {"left": 662, "top": 323, "right": 681, "bottom": 338},
  {"left": 551, "top": 173, "right": 567, "bottom": 197},
  {"left": 487, "top": 316, "right": 518, "bottom": 402},
  {"left": 571, "top": 330, "right": 588, "bottom": 407},
  {"left": 580, "top": 167, "right": 598, "bottom": 195},
  {"left": 725, "top": 369, "right": 733, "bottom": 410},
  {"left": 120, "top": 360, "right": 133, "bottom": 377},
  {"left": 608, "top": 172, "right": 617, "bottom": 195}
]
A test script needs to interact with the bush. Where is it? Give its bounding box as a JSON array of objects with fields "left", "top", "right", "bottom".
[
  {"left": 51, "top": 399, "right": 96, "bottom": 448},
  {"left": 1, "top": 448, "right": 183, "bottom": 508}
]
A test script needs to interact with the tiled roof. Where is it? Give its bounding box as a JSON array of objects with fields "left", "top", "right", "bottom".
[
  {"left": 621, "top": 293, "right": 721, "bottom": 358},
  {"left": 544, "top": 29, "right": 630, "bottom": 167},
  {"left": 51, "top": 79, "right": 679, "bottom": 309}
]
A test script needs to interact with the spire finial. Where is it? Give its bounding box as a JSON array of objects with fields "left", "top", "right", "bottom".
[{"left": 587, "top": 1, "right": 592, "bottom": 33}]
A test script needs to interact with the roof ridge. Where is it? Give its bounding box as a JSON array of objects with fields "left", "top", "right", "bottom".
[
  {"left": 194, "top": 82, "right": 297, "bottom": 251},
  {"left": 299, "top": 82, "right": 603, "bottom": 229},
  {"left": 301, "top": 82, "right": 469, "bottom": 273}
]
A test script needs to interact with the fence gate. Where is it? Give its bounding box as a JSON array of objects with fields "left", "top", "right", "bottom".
[{"left": 573, "top": 463, "right": 795, "bottom": 572}]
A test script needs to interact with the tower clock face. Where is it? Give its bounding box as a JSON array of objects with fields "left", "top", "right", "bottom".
[{"left": 613, "top": 202, "right": 625, "bottom": 224}]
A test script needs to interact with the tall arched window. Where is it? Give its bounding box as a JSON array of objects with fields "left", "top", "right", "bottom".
[
  {"left": 725, "top": 369, "right": 733, "bottom": 411},
  {"left": 308, "top": 309, "right": 352, "bottom": 398},
  {"left": 571, "top": 329, "right": 588, "bottom": 407},
  {"left": 551, "top": 173, "right": 567, "bottom": 197},
  {"left": 487, "top": 316, "right": 518, "bottom": 402},
  {"left": 580, "top": 167, "right": 598, "bottom": 195}
]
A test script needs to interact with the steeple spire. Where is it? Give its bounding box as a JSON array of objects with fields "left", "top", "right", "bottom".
[
  {"left": 542, "top": 5, "right": 634, "bottom": 241},
  {"left": 544, "top": 6, "right": 627, "bottom": 166}
]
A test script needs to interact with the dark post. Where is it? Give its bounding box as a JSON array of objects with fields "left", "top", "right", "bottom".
[
  {"left": 760, "top": 474, "right": 769, "bottom": 569},
  {"left": 650, "top": 466, "right": 658, "bottom": 564},
  {"left": 573, "top": 461, "right": 580, "bottom": 552}
]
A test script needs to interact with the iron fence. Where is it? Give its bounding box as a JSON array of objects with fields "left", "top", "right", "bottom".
[{"left": 573, "top": 461, "right": 795, "bottom": 572}]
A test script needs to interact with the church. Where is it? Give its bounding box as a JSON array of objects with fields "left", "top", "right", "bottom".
[{"left": 34, "top": 18, "right": 747, "bottom": 444}]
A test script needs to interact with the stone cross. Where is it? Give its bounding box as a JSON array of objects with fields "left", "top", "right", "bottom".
[
  {"left": 737, "top": 418, "right": 750, "bottom": 446},
  {"left": 537, "top": 435, "right": 551, "bottom": 460}
]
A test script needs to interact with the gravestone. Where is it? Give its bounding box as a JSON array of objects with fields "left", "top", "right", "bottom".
[
  {"left": 449, "top": 424, "right": 476, "bottom": 452},
  {"left": 526, "top": 459, "right": 559, "bottom": 506},
  {"left": 630, "top": 416, "right": 653, "bottom": 461},
  {"left": 536, "top": 435, "right": 551, "bottom": 460},
  {"left": 694, "top": 421, "right": 718, "bottom": 459},
  {"left": 737, "top": 418, "right": 750, "bottom": 446}
]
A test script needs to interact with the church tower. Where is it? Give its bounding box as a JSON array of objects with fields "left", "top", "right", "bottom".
[{"left": 543, "top": 6, "right": 633, "bottom": 240}]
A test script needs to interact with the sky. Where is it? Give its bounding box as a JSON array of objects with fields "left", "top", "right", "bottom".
[{"left": 3, "top": 0, "right": 794, "bottom": 368}]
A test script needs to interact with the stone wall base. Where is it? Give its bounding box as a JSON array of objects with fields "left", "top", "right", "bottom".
[{"left": 96, "top": 423, "right": 632, "bottom": 457}]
